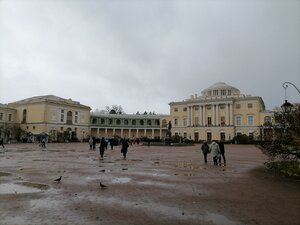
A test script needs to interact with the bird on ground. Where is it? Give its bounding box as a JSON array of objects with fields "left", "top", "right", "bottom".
[
  {"left": 54, "top": 176, "right": 62, "bottom": 182},
  {"left": 99, "top": 182, "right": 107, "bottom": 189}
]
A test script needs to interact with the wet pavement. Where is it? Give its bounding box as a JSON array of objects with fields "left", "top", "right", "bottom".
[{"left": 0, "top": 143, "right": 299, "bottom": 225}]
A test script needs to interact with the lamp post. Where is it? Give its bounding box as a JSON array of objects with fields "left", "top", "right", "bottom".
[{"left": 281, "top": 82, "right": 300, "bottom": 113}]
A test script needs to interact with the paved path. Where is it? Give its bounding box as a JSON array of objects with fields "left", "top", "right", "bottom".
[{"left": 0, "top": 143, "right": 299, "bottom": 225}]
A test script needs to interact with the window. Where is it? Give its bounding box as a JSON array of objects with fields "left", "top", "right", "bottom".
[
  {"left": 183, "top": 107, "right": 187, "bottom": 112},
  {"left": 220, "top": 105, "right": 225, "bottom": 109},
  {"left": 140, "top": 120, "right": 144, "bottom": 126},
  {"left": 33, "top": 126, "right": 35, "bottom": 130},
  {"left": 228, "top": 90, "right": 231, "bottom": 95},
  {"left": 109, "top": 119, "right": 113, "bottom": 125},
  {"left": 236, "top": 116, "right": 242, "bottom": 125},
  {"left": 221, "top": 116, "right": 225, "bottom": 126},
  {"left": 183, "top": 117, "right": 188, "bottom": 126},
  {"left": 0, "top": 112, "right": 3, "bottom": 121},
  {"left": 221, "top": 89, "right": 226, "bottom": 95},
  {"left": 183, "top": 132, "right": 187, "bottom": 138},
  {"left": 124, "top": 119, "right": 128, "bottom": 125},
  {"left": 8, "top": 114, "right": 12, "bottom": 121},
  {"left": 155, "top": 120, "right": 160, "bottom": 126},
  {"left": 147, "top": 120, "right": 152, "bottom": 126},
  {"left": 207, "top": 106, "right": 211, "bottom": 110},
  {"left": 101, "top": 118, "right": 105, "bottom": 124},
  {"left": 61, "top": 110, "right": 65, "bottom": 122},
  {"left": 174, "top": 108, "right": 178, "bottom": 112},
  {"left": 264, "top": 116, "right": 271, "bottom": 124},
  {"left": 132, "top": 120, "right": 136, "bottom": 125},
  {"left": 22, "top": 109, "right": 27, "bottom": 123},
  {"left": 92, "top": 118, "right": 97, "bottom": 124},
  {"left": 236, "top": 104, "right": 241, "bottom": 109},
  {"left": 248, "top": 103, "right": 253, "bottom": 109},
  {"left": 75, "top": 112, "right": 78, "bottom": 123},
  {"left": 67, "top": 111, "right": 73, "bottom": 125},
  {"left": 174, "top": 118, "right": 178, "bottom": 126},
  {"left": 194, "top": 106, "right": 199, "bottom": 111},
  {"left": 116, "top": 119, "right": 121, "bottom": 125},
  {"left": 208, "top": 117, "right": 212, "bottom": 126},
  {"left": 248, "top": 115, "right": 254, "bottom": 125}
]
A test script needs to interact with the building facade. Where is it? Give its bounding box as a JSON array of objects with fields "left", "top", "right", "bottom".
[
  {"left": 90, "top": 113, "right": 170, "bottom": 140},
  {"left": 0, "top": 83, "right": 274, "bottom": 142},
  {"left": 169, "top": 82, "right": 273, "bottom": 141},
  {"left": 0, "top": 95, "right": 91, "bottom": 142}
]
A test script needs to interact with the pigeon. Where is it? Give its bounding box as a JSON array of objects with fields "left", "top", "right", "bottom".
[
  {"left": 99, "top": 182, "right": 107, "bottom": 189},
  {"left": 54, "top": 176, "right": 62, "bottom": 182}
]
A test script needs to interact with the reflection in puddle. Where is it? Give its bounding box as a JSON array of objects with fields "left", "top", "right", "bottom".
[
  {"left": 111, "top": 177, "right": 131, "bottom": 183},
  {"left": 206, "top": 212, "right": 240, "bottom": 225},
  {"left": 0, "top": 183, "right": 42, "bottom": 194},
  {"left": 137, "top": 180, "right": 171, "bottom": 187}
]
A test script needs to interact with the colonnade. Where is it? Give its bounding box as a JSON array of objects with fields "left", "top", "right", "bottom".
[
  {"left": 187, "top": 102, "right": 234, "bottom": 127},
  {"left": 90, "top": 127, "right": 166, "bottom": 139}
]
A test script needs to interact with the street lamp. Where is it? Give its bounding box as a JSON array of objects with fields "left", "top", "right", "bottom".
[{"left": 281, "top": 82, "right": 300, "bottom": 113}]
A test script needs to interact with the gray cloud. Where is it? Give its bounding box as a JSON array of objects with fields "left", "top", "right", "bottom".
[{"left": 1, "top": 0, "right": 299, "bottom": 114}]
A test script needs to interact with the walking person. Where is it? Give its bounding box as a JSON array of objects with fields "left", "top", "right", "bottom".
[
  {"left": 89, "top": 136, "right": 93, "bottom": 150},
  {"left": 209, "top": 140, "right": 221, "bottom": 166},
  {"left": 218, "top": 140, "right": 226, "bottom": 166},
  {"left": 121, "top": 139, "right": 129, "bottom": 160},
  {"left": 201, "top": 141, "right": 209, "bottom": 164},
  {"left": 0, "top": 138, "right": 4, "bottom": 148},
  {"left": 99, "top": 137, "right": 106, "bottom": 159}
]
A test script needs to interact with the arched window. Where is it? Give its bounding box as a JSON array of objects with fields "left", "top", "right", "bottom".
[
  {"left": 116, "top": 119, "right": 121, "bottom": 125},
  {"left": 132, "top": 120, "right": 136, "bottom": 125},
  {"left": 147, "top": 120, "right": 152, "bottom": 126},
  {"left": 124, "top": 119, "right": 128, "bottom": 125},
  {"left": 140, "top": 120, "right": 144, "bottom": 126}
]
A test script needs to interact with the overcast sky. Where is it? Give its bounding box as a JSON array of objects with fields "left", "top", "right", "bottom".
[{"left": 0, "top": 0, "right": 299, "bottom": 114}]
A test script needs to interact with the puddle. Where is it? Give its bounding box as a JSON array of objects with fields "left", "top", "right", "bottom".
[
  {"left": 206, "top": 212, "right": 240, "bottom": 225},
  {"left": 174, "top": 173, "right": 196, "bottom": 177},
  {"left": 0, "top": 171, "right": 11, "bottom": 176},
  {"left": 137, "top": 180, "right": 171, "bottom": 187},
  {"left": 0, "top": 183, "right": 46, "bottom": 194},
  {"left": 111, "top": 177, "right": 131, "bottom": 184}
]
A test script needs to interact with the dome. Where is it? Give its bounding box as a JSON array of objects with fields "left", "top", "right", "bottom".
[{"left": 201, "top": 82, "right": 240, "bottom": 97}]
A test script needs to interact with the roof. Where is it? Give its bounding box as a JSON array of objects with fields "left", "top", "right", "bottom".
[
  {"left": 201, "top": 82, "right": 240, "bottom": 96},
  {"left": 8, "top": 95, "right": 90, "bottom": 109}
]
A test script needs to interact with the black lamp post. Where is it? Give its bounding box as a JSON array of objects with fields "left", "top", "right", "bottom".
[{"left": 281, "top": 82, "right": 300, "bottom": 113}]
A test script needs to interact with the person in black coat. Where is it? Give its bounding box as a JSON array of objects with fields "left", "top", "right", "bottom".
[
  {"left": 121, "top": 139, "right": 129, "bottom": 159},
  {"left": 201, "top": 141, "right": 209, "bottom": 164},
  {"left": 99, "top": 137, "right": 106, "bottom": 159},
  {"left": 218, "top": 140, "right": 226, "bottom": 166}
]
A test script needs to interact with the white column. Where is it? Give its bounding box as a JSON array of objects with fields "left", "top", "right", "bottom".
[
  {"left": 230, "top": 104, "right": 233, "bottom": 126},
  {"left": 121, "top": 128, "right": 124, "bottom": 138},
  {"left": 129, "top": 129, "right": 131, "bottom": 138},
  {"left": 199, "top": 105, "right": 202, "bottom": 126},
  {"left": 152, "top": 129, "right": 154, "bottom": 138},
  {"left": 97, "top": 128, "right": 100, "bottom": 138},
  {"left": 226, "top": 104, "right": 229, "bottom": 125},
  {"left": 216, "top": 104, "right": 219, "bottom": 126},
  {"left": 187, "top": 106, "right": 190, "bottom": 126},
  {"left": 190, "top": 106, "right": 193, "bottom": 126},
  {"left": 105, "top": 128, "right": 108, "bottom": 137},
  {"left": 203, "top": 105, "right": 206, "bottom": 126},
  {"left": 137, "top": 129, "right": 139, "bottom": 138},
  {"left": 212, "top": 104, "right": 215, "bottom": 126}
]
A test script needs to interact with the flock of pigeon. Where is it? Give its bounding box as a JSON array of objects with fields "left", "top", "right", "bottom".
[{"left": 54, "top": 176, "right": 107, "bottom": 189}]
